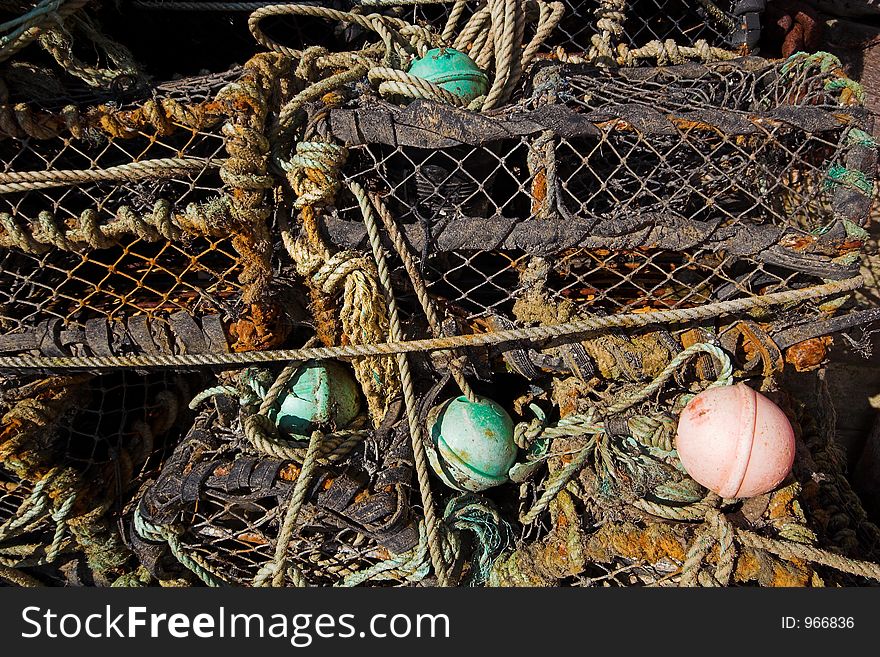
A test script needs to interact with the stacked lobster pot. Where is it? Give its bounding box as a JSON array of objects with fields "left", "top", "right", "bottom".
[
  {"left": 0, "top": 55, "right": 299, "bottom": 360},
  {"left": 0, "top": 52, "right": 310, "bottom": 585},
  {"left": 2, "top": 0, "right": 880, "bottom": 588},
  {"left": 306, "top": 46, "right": 880, "bottom": 585}
]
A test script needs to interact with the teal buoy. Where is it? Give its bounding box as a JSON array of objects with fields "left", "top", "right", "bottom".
[
  {"left": 407, "top": 47, "right": 489, "bottom": 103},
  {"left": 426, "top": 396, "right": 518, "bottom": 492},
  {"left": 253, "top": 361, "right": 361, "bottom": 435}
]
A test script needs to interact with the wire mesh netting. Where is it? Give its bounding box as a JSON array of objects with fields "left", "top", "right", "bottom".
[
  {"left": 0, "top": 371, "right": 191, "bottom": 585},
  {"left": 1, "top": 0, "right": 880, "bottom": 589},
  {"left": 0, "top": 55, "right": 300, "bottom": 357},
  {"left": 132, "top": 397, "right": 423, "bottom": 586},
  {"left": 322, "top": 55, "right": 873, "bottom": 377}
]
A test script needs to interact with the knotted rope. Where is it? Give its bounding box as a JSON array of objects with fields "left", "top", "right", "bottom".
[
  {"left": 279, "top": 133, "right": 401, "bottom": 426},
  {"left": 519, "top": 342, "right": 732, "bottom": 524},
  {"left": 680, "top": 506, "right": 880, "bottom": 585}
]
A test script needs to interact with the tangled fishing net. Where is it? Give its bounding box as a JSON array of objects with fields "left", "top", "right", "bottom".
[{"left": 0, "top": 0, "right": 879, "bottom": 587}]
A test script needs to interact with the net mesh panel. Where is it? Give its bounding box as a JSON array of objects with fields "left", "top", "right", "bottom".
[
  {"left": 133, "top": 402, "right": 420, "bottom": 586},
  {"left": 328, "top": 58, "right": 872, "bottom": 336},
  {"left": 0, "top": 371, "right": 190, "bottom": 584},
  {"left": 0, "top": 60, "right": 293, "bottom": 356}
]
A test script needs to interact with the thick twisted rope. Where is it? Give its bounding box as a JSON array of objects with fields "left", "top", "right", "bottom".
[
  {"left": 0, "top": 201, "right": 179, "bottom": 253},
  {"left": 679, "top": 507, "right": 880, "bottom": 585},
  {"left": 351, "top": 178, "right": 450, "bottom": 586},
  {"left": 0, "top": 563, "right": 42, "bottom": 587},
  {"left": 281, "top": 138, "right": 400, "bottom": 425},
  {"left": 250, "top": 0, "right": 563, "bottom": 111},
  {"left": 268, "top": 430, "right": 323, "bottom": 587},
  {"left": 36, "top": 14, "right": 142, "bottom": 88},
  {"left": 369, "top": 191, "right": 477, "bottom": 402},
  {"left": 736, "top": 530, "right": 880, "bottom": 582},
  {"left": 0, "top": 157, "right": 214, "bottom": 194},
  {"left": 0, "top": 276, "right": 862, "bottom": 370},
  {"left": 556, "top": 0, "right": 737, "bottom": 68}
]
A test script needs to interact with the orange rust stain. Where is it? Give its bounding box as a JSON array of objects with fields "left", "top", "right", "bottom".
[
  {"left": 588, "top": 523, "right": 686, "bottom": 563},
  {"left": 239, "top": 532, "right": 269, "bottom": 546},
  {"left": 531, "top": 170, "right": 547, "bottom": 215},
  {"left": 227, "top": 303, "right": 289, "bottom": 352},
  {"left": 279, "top": 463, "right": 301, "bottom": 481},
  {"left": 785, "top": 338, "right": 830, "bottom": 372},
  {"left": 767, "top": 486, "right": 799, "bottom": 521}
]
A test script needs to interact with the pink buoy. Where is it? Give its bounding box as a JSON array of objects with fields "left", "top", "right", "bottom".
[{"left": 676, "top": 383, "right": 795, "bottom": 498}]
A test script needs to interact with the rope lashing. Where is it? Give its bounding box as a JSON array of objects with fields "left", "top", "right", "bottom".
[
  {"left": 679, "top": 507, "right": 880, "bottom": 585},
  {"left": 36, "top": 14, "right": 144, "bottom": 88},
  {"left": 350, "top": 178, "right": 452, "bottom": 586},
  {"left": 519, "top": 343, "right": 732, "bottom": 524},
  {"left": 0, "top": 471, "right": 57, "bottom": 541},
  {"left": 281, "top": 138, "right": 401, "bottom": 426},
  {"left": 553, "top": 0, "right": 737, "bottom": 68},
  {"left": 133, "top": 510, "right": 229, "bottom": 587},
  {"left": 189, "top": 360, "right": 369, "bottom": 465},
  {"left": 0, "top": 201, "right": 180, "bottom": 253}
]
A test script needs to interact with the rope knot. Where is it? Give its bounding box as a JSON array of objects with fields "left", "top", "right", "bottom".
[
  {"left": 313, "top": 250, "right": 377, "bottom": 295},
  {"left": 295, "top": 46, "right": 331, "bottom": 81},
  {"left": 288, "top": 141, "right": 348, "bottom": 209}
]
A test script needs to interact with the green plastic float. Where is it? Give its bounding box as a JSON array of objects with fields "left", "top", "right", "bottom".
[
  {"left": 426, "top": 395, "right": 518, "bottom": 492},
  {"left": 407, "top": 47, "right": 489, "bottom": 103},
  {"left": 251, "top": 361, "right": 361, "bottom": 435}
]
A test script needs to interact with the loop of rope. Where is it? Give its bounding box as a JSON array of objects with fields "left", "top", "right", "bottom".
[{"left": 133, "top": 509, "right": 229, "bottom": 587}]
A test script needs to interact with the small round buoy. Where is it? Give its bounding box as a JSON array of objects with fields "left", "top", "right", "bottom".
[
  {"left": 407, "top": 47, "right": 489, "bottom": 103},
  {"left": 426, "top": 395, "right": 518, "bottom": 492},
  {"left": 676, "top": 383, "right": 795, "bottom": 498},
  {"left": 261, "top": 361, "right": 361, "bottom": 435}
]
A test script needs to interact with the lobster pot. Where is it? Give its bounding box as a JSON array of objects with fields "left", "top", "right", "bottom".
[
  {"left": 487, "top": 372, "right": 880, "bottom": 588},
  {"left": 131, "top": 402, "right": 422, "bottom": 587},
  {"left": 0, "top": 371, "right": 190, "bottom": 585},
  {"left": 0, "top": 53, "right": 297, "bottom": 361},
  {"left": 326, "top": 55, "right": 875, "bottom": 375}
]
